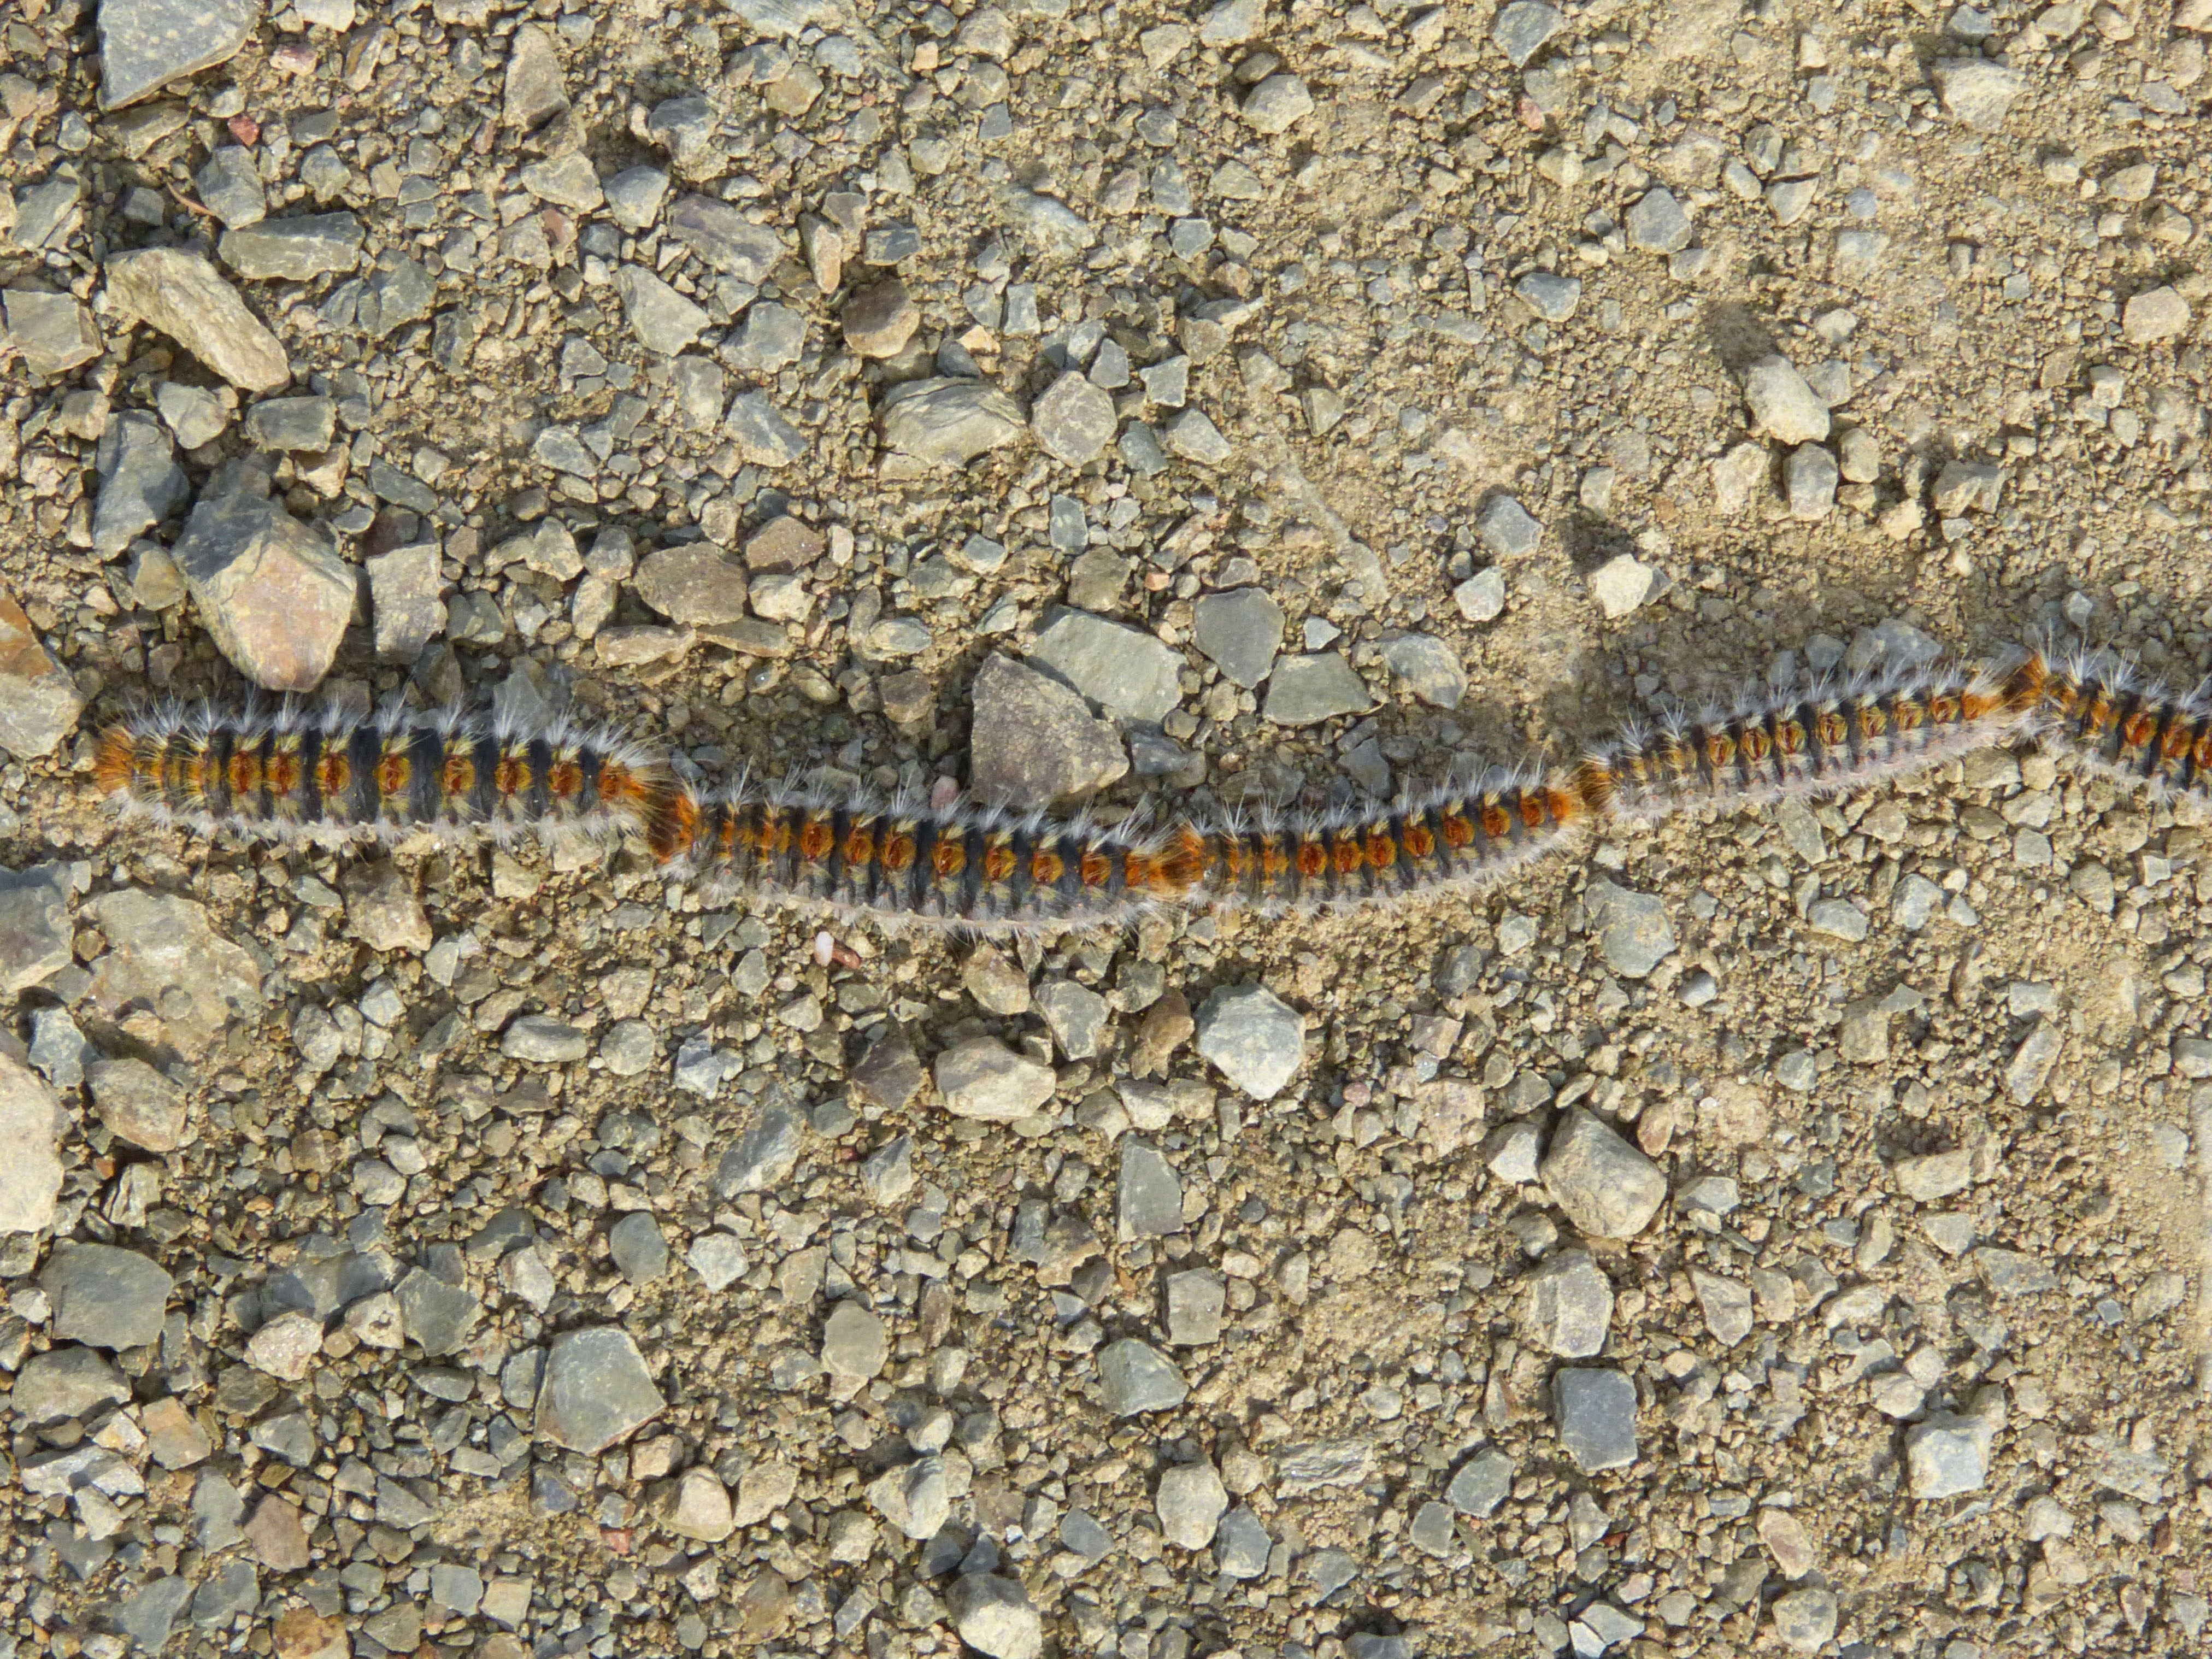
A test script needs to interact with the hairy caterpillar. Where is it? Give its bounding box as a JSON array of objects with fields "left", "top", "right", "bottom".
[{"left": 84, "top": 646, "right": 2182, "bottom": 932}]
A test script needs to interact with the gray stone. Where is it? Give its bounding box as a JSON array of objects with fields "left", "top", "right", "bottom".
[
  {"left": 1904, "top": 1411, "right": 1990, "bottom": 1498},
  {"left": 1484, "top": 1119, "right": 1544, "bottom": 1184},
  {"left": 946, "top": 1575, "right": 1043, "bottom": 1659},
  {"left": 172, "top": 490, "right": 353, "bottom": 691},
  {"left": 1308, "top": 1548, "right": 1360, "bottom": 1596},
  {"left": 1743, "top": 356, "right": 1831, "bottom": 444},
  {"left": 1691, "top": 1269, "right": 1755, "bottom": 1345},
  {"left": 1193, "top": 588, "right": 1284, "bottom": 688},
  {"left": 821, "top": 1301, "right": 888, "bottom": 1380},
  {"left": 536, "top": 1326, "right": 666, "bottom": 1454},
  {"left": 92, "top": 413, "right": 187, "bottom": 557},
  {"left": 114, "top": 1575, "right": 194, "bottom": 1652},
  {"left": 1976, "top": 1245, "right": 2059, "bottom": 1296},
  {"left": 502, "top": 23, "right": 569, "bottom": 130},
  {"left": 155, "top": 382, "right": 228, "bottom": 449},
  {"left": 1807, "top": 898, "right": 1869, "bottom": 941},
  {"left": 107, "top": 248, "right": 288, "bottom": 391},
  {"left": 603, "top": 166, "right": 671, "bottom": 231},
  {"left": 646, "top": 93, "right": 723, "bottom": 178},
  {"left": 1476, "top": 495, "right": 1542, "bottom": 557},
  {"left": 99, "top": 0, "right": 255, "bottom": 109},
  {"left": 1196, "top": 983, "right": 1305, "bottom": 1100},
  {"left": 1216, "top": 1506, "right": 1272, "bottom": 1576},
  {"left": 43, "top": 1244, "right": 172, "bottom": 1350},
  {"left": 1164, "top": 1269, "right": 1225, "bottom": 1345},
  {"left": 1932, "top": 57, "right": 2023, "bottom": 130},
  {"left": 726, "top": 391, "right": 807, "bottom": 468},
  {"left": 971, "top": 654, "right": 1128, "bottom": 807},
  {"left": 395, "top": 1267, "right": 480, "bottom": 1356},
  {"left": 1892, "top": 1149, "right": 1972, "bottom": 1203},
  {"left": 366, "top": 542, "right": 444, "bottom": 662},
  {"left": 1409, "top": 1499, "right": 1458, "bottom": 1557},
  {"left": 857, "top": 1136, "right": 914, "bottom": 1207},
  {"left": 1447, "top": 1449, "right": 1514, "bottom": 1517},
  {"left": 355, "top": 260, "right": 434, "bottom": 339},
  {"left": 1931, "top": 460, "right": 2004, "bottom": 514},
  {"left": 1786, "top": 443, "right": 1839, "bottom": 520},
  {"left": 1097, "top": 1337, "right": 1188, "bottom": 1415},
  {"left": 88, "top": 1057, "right": 189, "bottom": 1153},
  {"left": 1589, "top": 554, "right": 1654, "bottom": 618},
  {"left": 1157, "top": 1460, "right": 1228, "bottom": 1549},
  {"left": 842, "top": 279, "right": 920, "bottom": 358},
  {"left": 243, "top": 396, "right": 336, "bottom": 452},
  {"left": 1542, "top": 1108, "right": 1666, "bottom": 1239},
  {"left": 1515, "top": 270, "right": 1581, "bottom": 321},
  {"left": 1199, "top": 0, "right": 1262, "bottom": 45},
  {"left": 1524, "top": 1250, "right": 1613, "bottom": 1358},
  {"left": 1032, "top": 372, "right": 1120, "bottom": 466},
  {"left": 501, "top": 1015, "right": 588, "bottom": 1063},
  {"left": 1554, "top": 1367, "right": 1637, "bottom": 1472},
  {"left": 1029, "top": 610, "right": 1183, "bottom": 723},
  {"left": 190, "top": 1560, "right": 258, "bottom": 1627},
  {"left": 1240, "top": 73, "right": 1313, "bottom": 134},
  {"left": 635, "top": 544, "right": 749, "bottom": 625},
  {"left": 1037, "top": 980, "right": 1109, "bottom": 1060},
  {"left": 687, "top": 1233, "right": 748, "bottom": 1291},
  {"left": 1117, "top": 1140, "right": 1184, "bottom": 1239},
  {"left": 14, "top": 1346, "right": 131, "bottom": 1423},
  {"left": 1626, "top": 187, "right": 1693, "bottom": 252},
  {"left": 1004, "top": 191, "right": 1095, "bottom": 258},
  {"left": 3, "top": 289, "right": 102, "bottom": 377},
  {"left": 10, "top": 175, "right": 82, "bottom": 251},
  {"left": 0, "top": 864, "right": 71, "bottom": 993},
  {"left": 1586, "top": 879, "right": 1675, "bottom": 978},
  {"left": 1164, "top": 408, "right": 1233, "bottom": 464},
  {"left": 615, "top": 266, "right": 708, "bottom": 355},
  {"left": 1492, "top": 0, "right": 1564, "bottom": 66},
  {"left": 729, "top": 301, "right": 805, "bottom": 374},
  {"left": 851, "top": 1026, "right": 925, "bottom": 1112},
  {"left": 2122, "top": 285, "right": 2192, "bottom": 345},
  {"left": 219, "top": 214, "right": 363, "bottom": 280},
  {"left": 1263, "top": 652, "right": 1371, "bottom": 726},
  {"left": 867, "top": 1457, "right": 951, "bottom": 1539},
  {"left": 343, "top": 862, "right": 430, "bottom": 954},
  {"left": 934, "top": 1037, "right": 1055, "bottom": 1121},
  {"left": 713, "top": 1106, "right": 804, "bottom": 1195},
  {"left": 666, "top": 196, "right": 783, "bottom": 280},
  {"left": 1381, "top": 633, "right": 1466, "bottom": 709},
  {"left": 880, "top": 378, "right": 1028, "bottom": 466},
  {"left": 520, "top": 153, "right": 603, "bottom": 211},
  {"left": 1772, "top": 1588, "right": 1839, "bottom": 1653},
  {"left": 608, "top": 1213, "right": 668, "bottom": 1284}
]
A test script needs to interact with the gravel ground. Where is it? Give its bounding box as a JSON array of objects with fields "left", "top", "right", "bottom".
[{"left": 3, "top": 0, "right": 2212, "bottom": 1656}]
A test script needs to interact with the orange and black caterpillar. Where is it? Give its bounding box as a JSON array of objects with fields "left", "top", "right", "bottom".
[{"left": 86, "top": 645, "right": 2185, "bottom": 933}]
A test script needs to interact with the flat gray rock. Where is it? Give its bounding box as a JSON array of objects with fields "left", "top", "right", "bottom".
[
  {"left": 1028, "top": 610, "right": 1183, "bottom": 723},
  {"left": 88, "top": 1056, "right": 189, "bottom": 1152},
  {"left": 112, "top": 1575, "right": 193, "bottom": 1652},
  {"left": 712, "top": 1105, "right": 804, "bottom": 1195},
  {"left": 366, "top": 542, "right": 445, "bottom": 662},
  {"left": 1491, "top": 0, "right": 1563, "bottom": 65},
  {"left": 502, "top": 22, "right": 569, "bottom": 129},
  {"left": 1742, "top": 355, "right": 1831, "bottom": 445},
  {"left": 1523, "top": 1250, "right": 1613, "bottom": 1358},
  {"left": 1554, "top": 1367, "right": 1637, "bottom": 1471},
  {"left": 99, "top": 0, "right": 256, "bottom": 109},
  {"left": 43, "top": 1243, "right": 173, "bottom": 1350},
  {"left": 1585, "top": 878, "right": 1675, "bottom": 978},
  {"left": 1515, "top": 269, "right": 1581, "bottom": 321},
  {"left": 1446, "top": 1448, "right": 1514, "bottom": 1517},
  {"left": 1216, "top": 1506, "right": 1272, "bottom": 1576},
  {"left": 194, "top": 145, "right": 264, "bottom": 228},
  {"left": 946, "top": 1575, "right": 1043, "bottom": 1659},
  {"left": 1097, "top": 1337, "right": 1189, "bottom": 1415},
  {"left": 1381, "top": 633, "right": 1467, "bottom": 709},
  {"left": 1904, "top": 1411, "right": 1990, "bottom": 1498},
  {"left": 92, "top": 411, "right": 187, "bottom": 557},
  {"left": 726, "top": 390, "right": 808, "bottom": 468},
  {"left": 970, "top": 654, "right": 1129, "bottom": 807},
  {"left": 1032, "top": 371, "right": 1119, "bottom": 466},
  {"left": 666, "top": 195, "right": 783, "bottom": 280},
  {"left": 14, "top": 1345, "right": 131, "bottom": 1423},
  {"left": 934, "top": 1037, "right": 1054, "bottom": 1121},
  {"left": 1262, "top": 652, "right": 1372, "bottom": 726},
  {"left": 615, "top": 266, "right": 707, "bottom": 356},
  {"left": 1625, "top": 186, "right": 1693, "bottom": 252},
  {"left": 820, "top": 1301, "right": 887, "bottom": 1380},
  {"left": 1541, "top": 1108, "right": 1666, "bottom": 1239},
  {"left": 1037, "top": 979, "right": 1109, "bottom": 1059},
  {"left": 220, "top": 213, "right": 363, "bottom": 281},
  {"left": 1117, "top": 1140, "right": 1184, "bottom": 1239},
  {"left": 243, "top": 395, "right": 336, "bottom": 452},
  {"left": 608, "top": 1213, "right": 668, "bottom": 1284},
  {"left": 1164, "top": 1269, "right": 1225, "bottom": 1345},
  {"left": 105, "top": 249, "right": 289, "bottom": 391},
  {"left": 1196, "top": 983, "right": 1304, "bottom": 1099},
  {"left": 172, "top": 489, "right": 352, "bottom": 691},
  {"left": 4, "top": 289, "right": 103, "bottom": 377},
  {"left": 536, "top": 1326, "right": 666, "bottom": 1454},
  {"left": 86, "top": 887, "right": 261, "bottom": 1061},
  {"left": 1932, "top": 57, "right": 2022, "bottom": 130},
  {"left": 1156, "top": 1460, "right": 1228, "bottom": 1548},
  {"left": 1192, "top": 587, "right": 1284, "bottom": 689},
  {"left": 395, "top": 1267, "right": 480, "bottom": 1357},
  {"left": 879, "top": 376, "right": 1029, "bottom": 467},
  {"left": 0, "top": 864, "right": 71, "bottom": 993}
]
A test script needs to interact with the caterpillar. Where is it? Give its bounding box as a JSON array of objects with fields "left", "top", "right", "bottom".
[{"left": 80, "top": 645, "right": 2183, "bottom": 932}]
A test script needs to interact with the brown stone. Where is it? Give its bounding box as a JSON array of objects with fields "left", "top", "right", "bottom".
[
  {"left": 87, "top": 1057, "right": 191, "bottom": 1153},
  {"left": 842, "top": 279, "right": 920, "bottom": 358},
  {"left": 743, "top": 515, "right": 827, "bottom": 573},
  {"left": 244, "top": 1492, "right": 311, "bottom": 1571},
  {"left": 272, "top": 1610, "right": 349, "bottom": 1659},
  {"left": 634, "top": 543, "right": 751, "bottom": 623},
  {"left": 738, "top": 1570, "right": 795, "bottom": 1641},
  {"left": 0, "top": 587, "right": 85, "bottom": 757},
  {"left": 140, "top": 1397, "right": 213, "bottom": 1468},
  {"left": 86, "top": 888, "right": 263, "bottom": 1062},
  {"left": 170, "top": 490, "right": 354, "bottom": 691}
]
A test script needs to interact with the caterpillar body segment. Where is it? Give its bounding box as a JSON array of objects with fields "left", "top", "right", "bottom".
[
  {"left": 1585, "top": 657, "right": 2044, "bottom": 822},
  {"left": 92, "top": 703, "right": 663, "bottom": 843},
  {"left": 2032, "top": 650, "right": 2212, "bottom": 799}
]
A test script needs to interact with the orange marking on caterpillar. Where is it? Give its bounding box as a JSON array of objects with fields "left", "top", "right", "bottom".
[
  {"left": 492, "top": 752, "right": 527, "bottom": 798},
  {"left": 1702, "top": 729, "right": 1737, "bottom": 771},
  {"left": 547, "top": 758, "right": 583, "bottom": 801},
  {"left": 94, "top": 728, "right": 137, "bottom": 795},
  {"left": 229, "top": 750, "right": 262, "bottom": 797},
  {"left": 648, "top": 791, "right": 698, "bottom": 860},
  {"left": 1814, "top": 710, "right": 1848, "bottom": 747},
  {"left": 844, "top": 825, "right": 875, "bottom": 867},
  {"left": 320, "top": 750, "right": 355, "bottom": 800},
  {"left": 1545, "top": 787, "right": 1584, "bottom": 825},
  {"left": 1738, "top": 725, "right": 1773, "bottom": 766},
  {"left": 799, "top": 820, "right": 835, "bottom": 862},
  {"left": 1031, "top": 848, "right": 1065, "bottom": 885},
  {"left": 264, "top": 749, "right": 301, "bottom": 799},
  {"left": 1259, "top": 838, "right": 1289, "bottom": 882},
  {"left": 1081, "top": 846, "right": 1113, "bottom": 886},
  {"left": 1402, "top": 821, "right": 1436, "bottom": 858},
  {"left": 881, "top": 831, "right": 917, "bottom": 873},
  {"left": 982, "top": 843, "right": 1016, "bottom": 882},
  {"left": 933, "top": 837, "right": 968, "bottom": 879},
  {"left": 1440, "top": 812, "right": 1474, "bottom": 848},
  {"left": 1481, "top": 802, "right": 1511, "bottom": 839},
  {"left": 1297, "top": 839, "right": 1328, "bottom": 879},
  {"left": 1365, "top": 829, "right": 1397, "bottom": 870}
]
